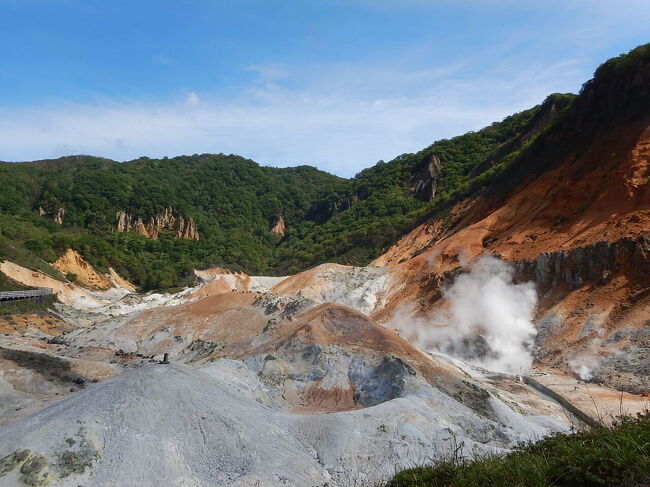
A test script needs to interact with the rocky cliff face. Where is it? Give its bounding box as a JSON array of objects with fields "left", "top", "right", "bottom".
[
  {"left": 514, "top": 234, "right": 650, "bottom": 292},
  {"left": 411, "top": 155, "right": 444, "bottom": 202},
  {"left": 115, "top": 207, "right": 199, "bottom": 240},
  {"left": 368, "top": 49, "right": 650, "bottom": 392},
  {"left": 52, "top": 249, "right": 112, "bottom": 290},
  {"left": 305, "top": 195, "right": 358, "bottom": 224},
  {"left": 38, "top": 206, "right": 65, "bottom": 224},
  {"left": 269, "top": 215, "right": 285, "bottom": 236}
]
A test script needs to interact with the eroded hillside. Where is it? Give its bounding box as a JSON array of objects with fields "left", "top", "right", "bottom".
[
  {"left": 369, "top": 44, "right": 650, "bottom": 394},
  {"left": 0, "top": 45, "right": 649, "bottom": 486}
]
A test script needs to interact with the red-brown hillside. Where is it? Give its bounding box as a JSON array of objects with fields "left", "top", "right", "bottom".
[{"left": 371, "top": 45, "right": 650, "bottom": 392}]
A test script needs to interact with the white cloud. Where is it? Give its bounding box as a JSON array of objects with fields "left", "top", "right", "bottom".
[
  {"left": 247, "top": 64, "right": 290, "bottom": 83},
  {"left": 0, "top": 58, "right": 585, "bottom": 176},
  {"left": 184, "top": 92, "right": 200, "bottom": 105}
]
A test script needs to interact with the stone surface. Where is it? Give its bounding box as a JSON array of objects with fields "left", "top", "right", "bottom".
[
  {"left": 269, "top": 215, "right": 285, "bottom": 236},
  {"left": 0, "top": 363, "right": 567, "bottom": 486},
  {"left": 115, "top": 207, "right": 199, "bottom": 240}
]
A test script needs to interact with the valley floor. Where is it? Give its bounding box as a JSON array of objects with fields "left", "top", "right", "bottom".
[{"left": 0, "top": 257, "right": 647, "bottom": 486}]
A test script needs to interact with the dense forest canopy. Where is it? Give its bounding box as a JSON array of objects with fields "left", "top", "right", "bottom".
[
  {"left": 0, "top": 98, "right": 566, "bottom": 289},
  {"left": 1, "top": 44, "right": 647, "bottom": 290}
]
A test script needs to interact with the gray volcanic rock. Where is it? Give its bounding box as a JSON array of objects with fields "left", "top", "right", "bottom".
[
  {"left": 0, "top": 362, "right": 566, "bottom": 487},
  {"left": 411, "top": 155, "right": 444, "bottom": 202},
  {"left": 514, "top": 234, "right": 650, "bottom": 292}
]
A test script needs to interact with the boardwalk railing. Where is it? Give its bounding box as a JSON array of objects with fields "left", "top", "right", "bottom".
[
  {"left": 0, "top": 288, "right": 54, "bottom": 302},
  {"left": 523, "top": 375, "right": 603, "bottom": 429}
]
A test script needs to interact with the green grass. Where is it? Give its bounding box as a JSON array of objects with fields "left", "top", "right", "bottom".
[
  {"left": 0, "top": 295, "right": 58, "bottom": 316},
  {"left": 0, "top": 271, "right": 59, "bottom": 315},
  {"left": 386, "top": 413, "right": 650, "bottom": 487},
  {"left": 0, "top": 347, "right": 81, "bottom": 384},
  {"left": 0, "top": 271, "right": 32, "bottom": 292}
]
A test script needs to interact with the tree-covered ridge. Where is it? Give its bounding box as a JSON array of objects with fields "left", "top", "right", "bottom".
[
  {"left": 0, "top": 99, "right": 550, "bottom": 284},
  {"left": 274, "top": 94, "right": 573, "bottom": 273},
  {"left": 6, "top": 154, "right": 346, "bottom": 229},
  {"left": 1, "top": 154, "right": 348, "bottom": 288},
  {"left": 1, "top": 44, "right": 647, "bottom": 289}
]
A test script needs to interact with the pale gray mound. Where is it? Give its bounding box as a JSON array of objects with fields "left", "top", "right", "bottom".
[{"left": 0, "top": 363, "right": 566, "bottom": 487}]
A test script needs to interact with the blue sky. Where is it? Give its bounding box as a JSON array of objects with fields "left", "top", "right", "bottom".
[{"left": 0, "top": 0, "right": 648, "bottom": 177}]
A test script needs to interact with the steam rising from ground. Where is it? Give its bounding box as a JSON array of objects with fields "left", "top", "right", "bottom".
[
  {"left": 567, "top": 318, "right": 607, "bottom": 380},
  {"left": 567, "top": 352, "right": 601, "bottom": 381},
  {"left": 392, "top": 256, "right": 538, "bottom": 374}
]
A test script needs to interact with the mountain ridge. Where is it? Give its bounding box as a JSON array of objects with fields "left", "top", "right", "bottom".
[
  {"left": 1, "top": 44, "right": 648, "bottom": 291},
  {"left": 1, "top": 15, "right": 649, "bottom": 486}
]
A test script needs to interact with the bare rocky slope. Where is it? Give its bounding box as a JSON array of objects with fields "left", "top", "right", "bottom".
[
  {"left": 0, "top": 46, "right": 649, "bottom": 486},
  {"left": 368, "top": 46, "right": 650, "bottom": 395},
  {"left": 0, "top": 257, "right": 647, "bottom": 485},
  {"left": 0, "top": 263, "right": 573, "bottom": 487}
]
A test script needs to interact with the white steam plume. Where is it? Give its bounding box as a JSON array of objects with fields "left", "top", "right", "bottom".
[
  {"left": 567, "top": 319, "right": 607, "bottom": 380},
  {"left": 567, "top": 354, "right": 601, "bottom": 381},
  {"left": 391, "top": 256, "right": 538, "bottom": 374}
]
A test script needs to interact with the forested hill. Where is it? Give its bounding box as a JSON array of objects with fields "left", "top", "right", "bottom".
[
  {"left": 1, "top": 43, "right": 646, "bottom": 290},
  {"left": 1, "top": 156, "right": 347, "bottom": 288},
  {"left": 0, "top": 95, "right": 566, "bottom": 289}
]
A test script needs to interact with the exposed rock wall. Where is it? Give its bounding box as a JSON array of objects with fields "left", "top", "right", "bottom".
[
  {"left": 514, "top": 233, "right": 650, "bottom": 291},
  {"left": 38, "top": 206, "right": 65, "bottom": 224},
  {"left": 411, "top": 155, "right": 444, "bottom": 202},
  {"left": 306, "top": 195, "right": 358, "bottom": 224},
  {"left": 51, "top": 249, "right": 136, "bottom": 292},
  {"left": 508, "top": 235, "right": 650, "bottom": 393},
  {"left": 270, "top": 215, "right": 285, "bottom": 236},
  {"left": 372, "top": 220, "right": 444, "bottom": 266},
  {"left": 115, "top": 207, "right": 199, "bottom": 240},
  {"left": 52, "top": 249, "right": 112, "bottom": 290}
]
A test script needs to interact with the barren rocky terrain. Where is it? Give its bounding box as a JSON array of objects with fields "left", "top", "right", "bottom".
[
  {"left": 0, "top": 250, "right": 648, "bottom": 485},
  {"left": 1, "top": 44, "right": 649, "bottom": 487}
]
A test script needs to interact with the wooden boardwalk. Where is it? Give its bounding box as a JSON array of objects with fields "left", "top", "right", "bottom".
[{"left": 0, "top": 288, "right": 54, "bottom": 302}]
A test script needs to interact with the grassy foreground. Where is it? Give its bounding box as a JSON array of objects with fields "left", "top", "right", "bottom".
[{"left": 386, "top": 413, "right": 650, "bottom": 487}]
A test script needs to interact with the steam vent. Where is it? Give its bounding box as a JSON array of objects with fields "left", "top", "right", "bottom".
[{"left": 1, "top": 10, "right": 649, "bottom": 486}]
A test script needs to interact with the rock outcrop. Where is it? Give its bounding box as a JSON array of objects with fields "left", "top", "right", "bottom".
[
  {"left": 306, "top": 196, "right": 358, "bottom": 224},
  {"left": 52, "top": 249, "right": 112, "bottom": 290},
  {"left": 269, "top": 215, "right": 285, "bottom": 236},
  {"left": 411, "top": 155, "right": 444, "bottom": 202},
  {"left": 50, "top": 249, "right": 136, "bottom": 292},
  {"left": 38, "top": 206, "right": 65, "bottom": 224},
  {"left": 514, "top": 234, "right": 650, "bottom": 291},
  {"left": 115, "top": 207, "right": 199, "bottom": 240}
]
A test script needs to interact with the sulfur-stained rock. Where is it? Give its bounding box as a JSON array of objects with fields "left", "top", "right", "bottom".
[{"left": 0, "top": 449, "right": 31, "bottom": 476}]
